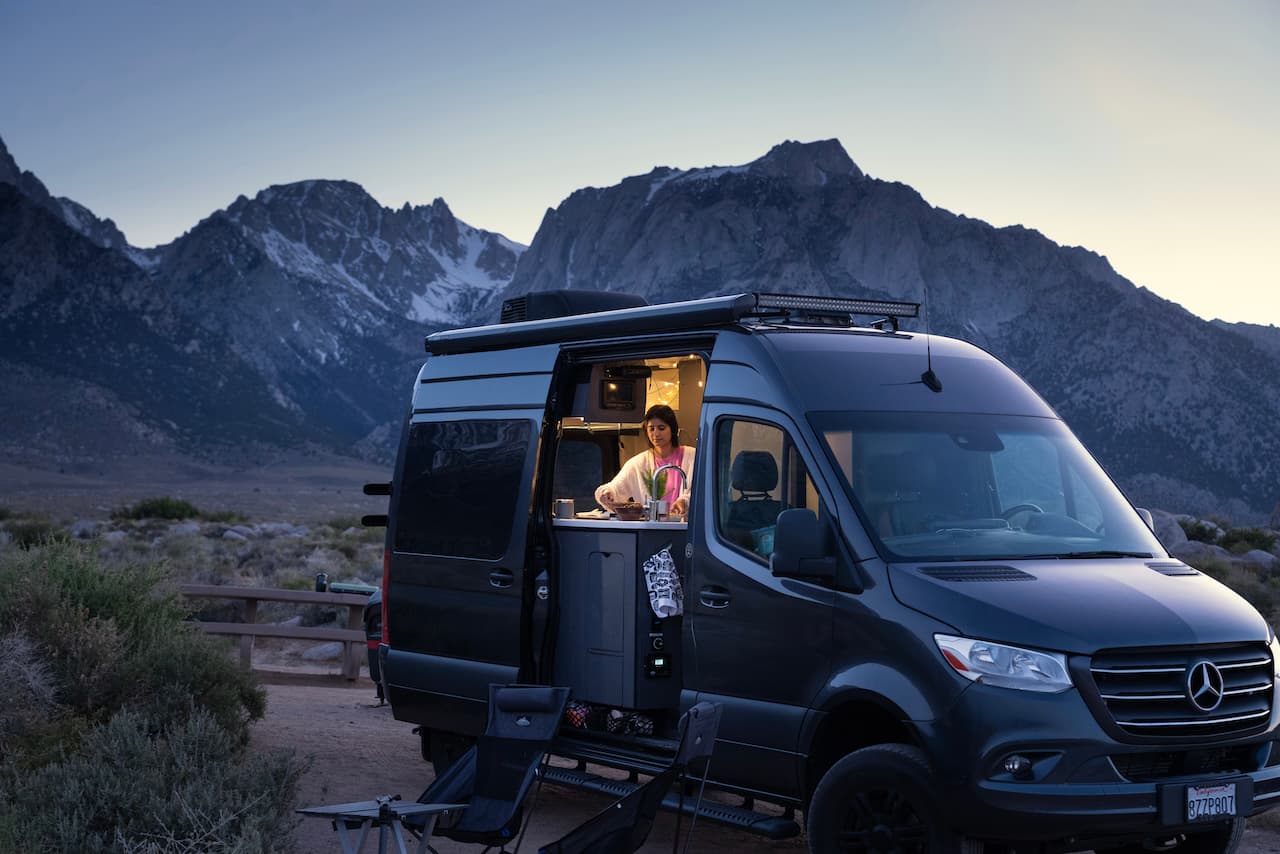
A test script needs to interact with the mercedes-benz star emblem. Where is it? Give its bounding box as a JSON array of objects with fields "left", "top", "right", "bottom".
[{"left": 1186, "top": 660, "right": 1225, "bottom": 712}]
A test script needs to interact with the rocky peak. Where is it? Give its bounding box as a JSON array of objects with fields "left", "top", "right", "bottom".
[
  {"left": 0, "top": 136, "right": 20, "bottom": 185},
  {"left": 0, "top": 134, "right": 128, "bottom": 251},
  {"left": 750, "top": 138, "right": 862, "bottom": 185}
]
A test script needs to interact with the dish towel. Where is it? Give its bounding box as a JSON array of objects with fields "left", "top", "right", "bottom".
[{"left": 642, "top": 546, "right": 683, "bottom": 618}]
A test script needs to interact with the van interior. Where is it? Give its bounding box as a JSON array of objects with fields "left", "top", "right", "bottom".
[{"left": 551, "top": 354, "right": 707, "bottom": 515}]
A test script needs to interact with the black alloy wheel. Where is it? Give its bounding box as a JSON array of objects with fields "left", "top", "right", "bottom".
[{"left": 808, "top": 743, "right": 955, "bottom": 854}]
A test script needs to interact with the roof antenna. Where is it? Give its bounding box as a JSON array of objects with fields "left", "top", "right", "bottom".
[{"left": 919, "top": 284, "right": 942, "bottom": 393}]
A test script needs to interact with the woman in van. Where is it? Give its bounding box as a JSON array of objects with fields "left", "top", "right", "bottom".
[{"left": 595, "top": 404, "right": 695, "bottom": 517}]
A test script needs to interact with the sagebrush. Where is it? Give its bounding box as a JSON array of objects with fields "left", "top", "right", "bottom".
[{"left": 0, "top": 542, "right": 296, "bottom": 853}]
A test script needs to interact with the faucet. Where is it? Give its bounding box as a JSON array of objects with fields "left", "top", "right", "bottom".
[{"left": 649, "top": 464, "right": 688, "bottom": 520}]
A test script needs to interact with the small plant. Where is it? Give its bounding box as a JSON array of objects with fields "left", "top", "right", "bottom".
[
  {"left": 200, "top": 509, "right": 249, "bottom": 524},
  {"left": 1177, "top": 518, "right": 1220, "bottom": 544},
  {"left": 3, "top": 518, "right": 62, "bottom": 549},
  {"left": 1220, "top": 527, "right": 1277, "bottom": 555},
  {"left": 641, "top": 469, "right": 668, "bottom": 501},
  {"left": 0, "top": 709, "right": 305, "bottom": 853},
  {"left": 114, "top": 497, "right": 201, "bottom": 521}
]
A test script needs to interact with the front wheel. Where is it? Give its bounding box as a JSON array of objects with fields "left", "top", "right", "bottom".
[
  {"left": 1098, "top": 817, "right": 1246, "bottom": 854},
  {"left": 807, "top": 743, "right": 958, "bottom": 853}
]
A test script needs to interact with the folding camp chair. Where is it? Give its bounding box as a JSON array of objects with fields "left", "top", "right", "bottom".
[
  {"left": 409, "top": 683, "right": 571, "bottom": 853},
  {"left": 536, "top": 701, "right": 722, "bottom": 854}
]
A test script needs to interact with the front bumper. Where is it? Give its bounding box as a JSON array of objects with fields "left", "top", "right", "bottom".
[{"left": 919, "top": 681, "right": 1280, "bottom": 844}]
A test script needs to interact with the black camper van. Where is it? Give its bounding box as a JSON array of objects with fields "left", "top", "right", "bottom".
[{"left": 372, "top": 291, "right": 1280, "bottom": 852}]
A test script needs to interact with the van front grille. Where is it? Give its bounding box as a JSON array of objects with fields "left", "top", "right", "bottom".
[
  {"left": 1109, "top": 745, "right": 1261, "bottom": 782},
  {"left": 1089, "top": 644, "right": 1274, "bottom": 740}
]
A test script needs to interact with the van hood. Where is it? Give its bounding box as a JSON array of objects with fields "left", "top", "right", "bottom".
[{"left": 888, "top": 560, "right": 1270, "bottom": 654}]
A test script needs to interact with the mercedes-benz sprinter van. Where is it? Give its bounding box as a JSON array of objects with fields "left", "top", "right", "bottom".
[{"left": 373, "top": 291, "right": 1280, "bottom": 853}]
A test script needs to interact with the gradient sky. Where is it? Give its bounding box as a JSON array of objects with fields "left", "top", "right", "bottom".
[{"left": 2, "top": 1, "right": 1276, "bottom": 326}]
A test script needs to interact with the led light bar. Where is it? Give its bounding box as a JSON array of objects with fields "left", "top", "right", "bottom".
[{"left": 753, "top": 293, "right": 920, "bottom": 318}]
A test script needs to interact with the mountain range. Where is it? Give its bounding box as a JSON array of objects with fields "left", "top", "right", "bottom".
[{"left": 2, "top": 135, "right": 1277, "bottom": 521}]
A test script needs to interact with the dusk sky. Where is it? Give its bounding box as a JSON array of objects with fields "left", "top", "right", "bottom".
[{"left": 2, "top": 1, "right": 1276, "bottom": 326}]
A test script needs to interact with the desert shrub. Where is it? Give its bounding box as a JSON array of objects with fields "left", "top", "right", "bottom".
[
  {"left": 1220, "top": 526, "right": 1277, "bottom": 555},
  {"left": 1183, "top": 555, "right": 1230, "bottom": 581},
  {"left": 0, "top": 709, "right": 304, "bottom": 854},
  {"left": 3, "top": 517, "right": 63, "bottom": 549},
  {"left": 115, "top": 497, "right": 201, "bottom": 521},
  {"left": 201, "top": 509, "right": 249, "bottom": 524},
  {"left": 0, "top": 542, "right": 264, "bottom": 741},
  {"left": 1177, "top": 518, "right": 1220, "bottom": 544},
  {"left": 325, "top": 515, "right": 360, "bottom": 531},
  {"left": 0, "top": 631, "right": 58, "bottom": 756}
]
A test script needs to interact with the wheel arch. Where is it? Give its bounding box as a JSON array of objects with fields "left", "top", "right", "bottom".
[{"left": 800, "top": 690, "right": 923, "bottom": 804}]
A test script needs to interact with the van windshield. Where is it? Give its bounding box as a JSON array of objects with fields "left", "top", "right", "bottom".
[{"left": 810, "top": 411, "right": 1164, "bottom": 562}]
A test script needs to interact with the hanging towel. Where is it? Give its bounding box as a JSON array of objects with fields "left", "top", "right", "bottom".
[{"left": 642, "top": 546, "right": 684, "bottom": 618}]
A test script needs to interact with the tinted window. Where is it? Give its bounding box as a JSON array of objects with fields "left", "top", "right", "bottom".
[
  {"left": 553, "top": 436, "right": 608, "bottom": 513},
  {"left": 395, "top": 419, "right": 533, "bottom": 559},
  {"left": 715, "top": 419, "right": 819, "bottom": 562},
  {"left": 812, "top": 411, "right": 1163, "bottom": 561}
]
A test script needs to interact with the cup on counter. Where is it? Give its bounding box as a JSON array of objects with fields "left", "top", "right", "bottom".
[{"left": 554, "top": 499, "right": 575, "bottom": 519}]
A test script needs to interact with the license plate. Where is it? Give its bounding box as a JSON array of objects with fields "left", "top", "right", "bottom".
[{"left": 1186, "top": 783, "right": 1237, "bottom": 822}]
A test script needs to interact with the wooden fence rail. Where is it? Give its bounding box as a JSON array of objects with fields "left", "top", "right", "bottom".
[{"left": 180, "top": 584, "right": 371, "bottom": 680}]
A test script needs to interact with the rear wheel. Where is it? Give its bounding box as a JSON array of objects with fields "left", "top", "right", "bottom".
[
  {"left": 1098, "top": 817, "right": 1245, "bottom": 854},
  {"left": 807, "top": 743, "right": 958, "bottom": 853}
]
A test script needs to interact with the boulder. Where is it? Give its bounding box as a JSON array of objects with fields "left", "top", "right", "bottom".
[
  {"left": 1242, "top": 549, "right": 1278, "bottom": 571},
  {"left": 301, "top": 641, "right": 344, "bottom": 662},
  {"left": 68, "top": 519, "right": 100, "bottom": 539},
  {"left": 1149, "top": 510, "right": 1187, "bottom": 550},
  {"left": 1169, "top": 540, "right": 1231, "bottom": 566},
  {"left": 169, "top": 521, "right": 201, "bottom": 536},
  {"left": 102, "top": 530, "right": 128, "bottom": 544},
  {"left": 221, "top": 529, "right": 248, "bottom": 542}
]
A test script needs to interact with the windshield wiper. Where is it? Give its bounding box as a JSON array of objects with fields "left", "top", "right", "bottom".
[{"left": 1009, "top": 550, "right": 1153, "bottom": 560}]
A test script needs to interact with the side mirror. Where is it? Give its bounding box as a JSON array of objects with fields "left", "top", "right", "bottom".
[
  {"left": 1135, "top": 507, "right": 1154, "bottom": 532},
  {"left": 770, "top": 508, "right": 836, "bottom": 580}
]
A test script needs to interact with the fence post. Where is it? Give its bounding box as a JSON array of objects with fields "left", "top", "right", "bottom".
[{"left": 240, "top": 598, "right": 258, "bottom": 669}]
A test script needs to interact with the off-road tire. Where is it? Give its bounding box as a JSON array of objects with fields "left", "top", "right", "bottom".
[{"left": 807, "top": 743, "right": 957, "bottom": 853}]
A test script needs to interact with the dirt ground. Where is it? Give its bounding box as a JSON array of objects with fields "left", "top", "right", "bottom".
[
  {"left": 0, "top": 456, "right": 392, "bottom": 522},
  {"left": 255, "top": 679, "right": 806, "bottom": 854},
  {"left": 254, "top": 679, "right": 1280, "bottom": 854}
]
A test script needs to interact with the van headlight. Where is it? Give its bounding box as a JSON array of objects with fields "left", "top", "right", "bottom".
[
  {"left": 935, "top": 634, "right": 1073, "bottom": 693},
  {"left": 1269, "top": 631, "right": 1280, "bottom": 681}
]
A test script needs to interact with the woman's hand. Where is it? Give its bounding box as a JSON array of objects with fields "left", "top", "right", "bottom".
[
  {"left": 670, "top": 497, "right": 688, "bottom": 516},
  {"left": 597, "top": 487, "right": 617, "bottom": 509}
]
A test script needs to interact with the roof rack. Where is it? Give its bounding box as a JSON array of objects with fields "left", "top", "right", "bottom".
[
  {"left": 747, "top": 293, "right": 919, "bottom": 332},
  {"left": 425, "top": 292, "right": 920, "bottom": 355}
]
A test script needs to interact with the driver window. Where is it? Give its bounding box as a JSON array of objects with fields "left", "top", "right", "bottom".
[{"left": 715, "top": 419, "right": 819, "bottom": 561}]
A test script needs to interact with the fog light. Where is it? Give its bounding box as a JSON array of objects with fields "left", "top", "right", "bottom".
[{"left": 1003, "top": 755, "right": 1033, "bottom": 779}]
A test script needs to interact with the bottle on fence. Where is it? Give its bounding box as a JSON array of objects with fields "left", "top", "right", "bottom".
[{"left": 315, "top": 572, "right": 328, "bottom": 592}]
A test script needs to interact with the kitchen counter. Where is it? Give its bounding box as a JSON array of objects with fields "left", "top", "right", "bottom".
[{"left": 553, "top": 517, "right": 687, "bottom": 530}]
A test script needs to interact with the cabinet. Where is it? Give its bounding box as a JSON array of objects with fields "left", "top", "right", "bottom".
[{"left": 552, "top": 520, "right": 686, "bottom": 710}]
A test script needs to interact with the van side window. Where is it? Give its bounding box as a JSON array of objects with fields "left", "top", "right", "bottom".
[
  {"left": 553, "top": 434, "right": 609, "bottom": 514},
  {"left": 394, "top": 419, "right": 532, "bottom": 559},
  {"left": 715, "top": 419, "right": 818, "bottom": 561}
]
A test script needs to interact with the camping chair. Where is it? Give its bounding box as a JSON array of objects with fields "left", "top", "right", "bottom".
[
  {"left": 409, "top": 683, "right": 571, "bottom": 853},
  {"left": 536, "top": 701, "right": 722, "bottom": 854}
]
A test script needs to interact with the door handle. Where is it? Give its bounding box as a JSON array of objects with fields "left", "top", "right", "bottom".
[
  {"left": 699, "top": 586, "right": 731, "bottom": 608},
  {"left": 489, "top": 569, "right": 514, "bottom": 589}
]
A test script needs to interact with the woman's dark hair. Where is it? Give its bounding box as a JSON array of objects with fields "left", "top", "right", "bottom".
[{"left": 643, "top": 404, "right": 679, "bottom": 448}]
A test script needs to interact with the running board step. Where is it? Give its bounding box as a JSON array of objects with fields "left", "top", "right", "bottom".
[{"left": 539, "top": 764, "right": 801, "bottom": 840}]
